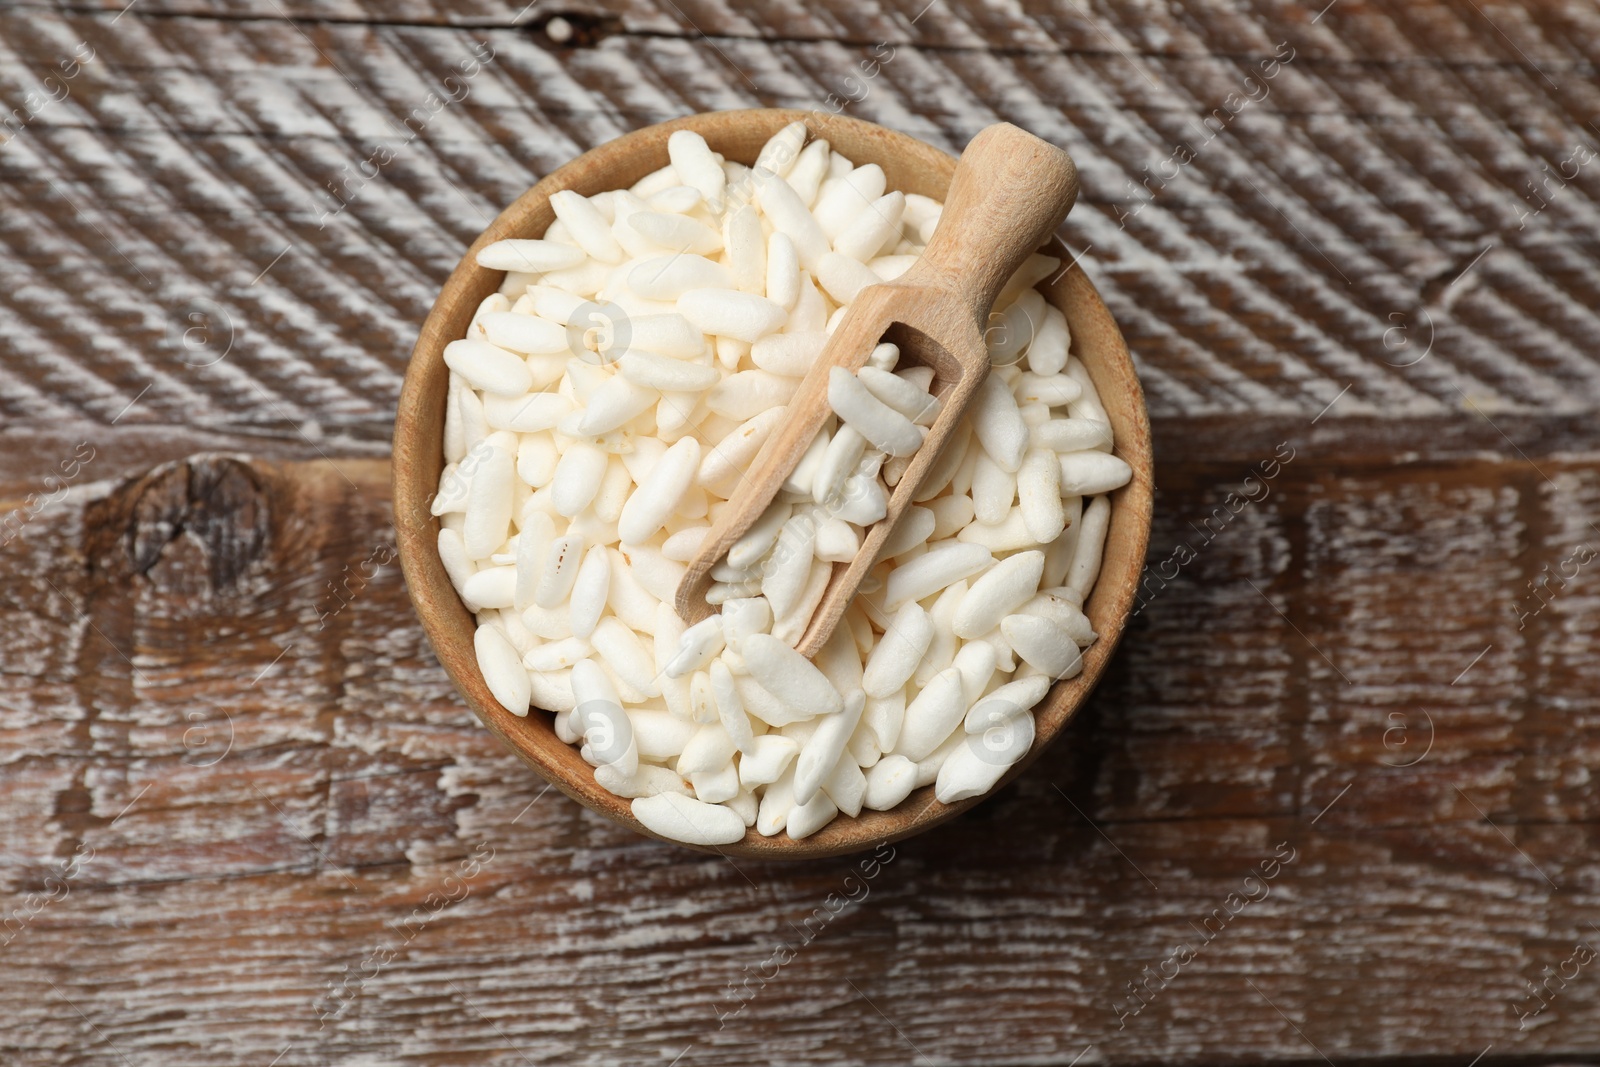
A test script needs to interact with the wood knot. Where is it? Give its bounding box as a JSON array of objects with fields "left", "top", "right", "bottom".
[
  {"left": 526, "top": 10, "right": 622, "bottom": 48},
  {"left": 88, "top": 455, "right": 273, "bottom": 591}
]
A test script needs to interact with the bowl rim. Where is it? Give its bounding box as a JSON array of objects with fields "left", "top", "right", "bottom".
[{"left": 393, "top": 107, "right": 1153, "bottom": 859}]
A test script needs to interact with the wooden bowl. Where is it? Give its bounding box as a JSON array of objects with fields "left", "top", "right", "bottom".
[{"left": 393, "top": 108, "right": 1152, "bottom": 859}]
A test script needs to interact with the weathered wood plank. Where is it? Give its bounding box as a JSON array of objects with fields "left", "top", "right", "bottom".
[
  {"left": 3, "top": 451, "right": 1599, "bottom": 1064},
  {"left": 0, "top": 3, "right": 1598, "bottom": 462}
]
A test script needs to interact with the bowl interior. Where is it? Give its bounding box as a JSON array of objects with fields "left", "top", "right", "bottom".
[{"left": 393, "top": 108, "right": 1153, "bottom": 859}]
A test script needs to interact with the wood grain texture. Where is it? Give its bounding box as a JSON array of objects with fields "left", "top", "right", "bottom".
[
  {"left": 2, "top": 0, "right": 1599, "bottom": 466},
  {"left": 6, "top": 451, "right": 1600, "bottom": 1066},
  {"left": 2, "top": 0, "right": 1599, "bottom": 1062}
]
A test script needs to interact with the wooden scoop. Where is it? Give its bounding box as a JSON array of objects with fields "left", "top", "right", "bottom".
[{"left": 675, "top": 122, "right": 1079, "bottom": 657}]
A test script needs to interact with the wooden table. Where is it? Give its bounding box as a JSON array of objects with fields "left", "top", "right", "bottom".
[{"left": 2, "top": 1, "right": 1597, "bottom": 1062}]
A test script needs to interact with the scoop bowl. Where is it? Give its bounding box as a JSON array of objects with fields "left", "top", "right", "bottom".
[{"left": 392, "top": 108, "right": 1153, "bottom": 859}]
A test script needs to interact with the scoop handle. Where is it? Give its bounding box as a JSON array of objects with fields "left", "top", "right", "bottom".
[{"left": 913, "top": 123, "right": 1079, "bottom": 319}]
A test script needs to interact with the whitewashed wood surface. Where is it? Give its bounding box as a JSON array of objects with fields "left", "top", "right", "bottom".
[{"left": 2, "top": 1, "right": 1599, "bottom": 1064}]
